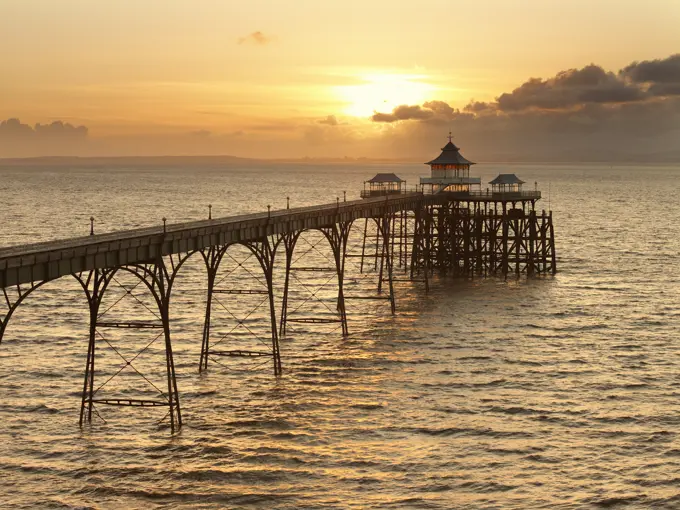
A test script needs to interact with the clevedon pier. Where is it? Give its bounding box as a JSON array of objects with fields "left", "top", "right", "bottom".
[{"left": 0, "top": 137, "right": 556, "bottom": 432}]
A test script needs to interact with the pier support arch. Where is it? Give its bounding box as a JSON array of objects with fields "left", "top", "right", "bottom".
[
  {"left": 279, "top": 223, "right": 351, "bottom": 339},
  {"left": 0, "top": 281, "right": 47, "bottom": 346},
  {"left": 73, "top": 251, "right": 193, "bottom": 433},
  {"left": 198, "top": 236, "right": 283, "bottom": 375}
]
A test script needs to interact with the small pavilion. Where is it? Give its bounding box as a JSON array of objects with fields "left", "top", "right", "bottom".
[
  {"left": 420, "top": 133, "right": 481, "bottom": 193},
  {"left": 361, "top": 173, "right": 405, "bottom": 198},
  {"left": 489, "top": 174, "right": 525, "bottom": 194}
]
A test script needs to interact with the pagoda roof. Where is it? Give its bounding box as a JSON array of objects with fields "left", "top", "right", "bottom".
[
  {"left": 425, "top": 140, "right": 475, "bottom": 166},
  {"left": 489, "top": 174, "right": 525, "bottom": 185},
  {"left": 367, "top": 173, "right": 404, "bottom": 183}
]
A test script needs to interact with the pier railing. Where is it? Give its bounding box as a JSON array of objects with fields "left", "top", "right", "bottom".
[
  {"left": 360, "top": 188, "right": 542, "bottom": 200},
  {"left": 360, "top": 188, "right": 424, "bottom": 198},
  {"left": 447, "top": 190, "right": 542, "bottom": 200}
]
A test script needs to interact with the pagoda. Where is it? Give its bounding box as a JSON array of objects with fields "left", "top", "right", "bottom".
[
  {"left": 360, "top": 172, "right": 405, "bottom": 198},
  {"left": 420, "top": 133, "right": 481, "bottom": 194}
]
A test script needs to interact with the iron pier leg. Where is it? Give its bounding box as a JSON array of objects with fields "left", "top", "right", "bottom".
[
  {"left": 501, "top": 205, "right": 509, "bottom": 279},
  {"left": 360, "top": 218, "right": 368, "bottom": 274},
  {"left": 390, "top": 213, "right": 396, "bottom": 272},
  {"left": 199, "top": 246, "right": 226, "bottom": 372},
  {"left": 157, "top": 260, "right": 182, "bottom": 433},
  {"left": 514, "top": 217, "right": 521, "bottom": 276},
  {"left": 259, "top": 239, "right": 282, "bottom": 375},
  {"left": 377, "top": 222, "right": 385, "bottom": 294},
  {"left": 336, "top": 226, "right": 350, "bottom": 337},
  {"left": 382, "top": 215, "right": 396, "bottom": 315},
  {"left": 528, "top": 210, "right": 537, "bottom": 276},
  {"left": 79, "top": 270, "right": 101, "bottom": 426},
  {"left": 200, "top": 269, "right": 215, "bottom": 372},
  {"left": 373, "top": 220, "right": 380, "bottom": 271},
  {"left": 267, "top": 272, "right": 282, "bottom": 374},
  {"left": 424, "top": 208, "right": 432, "bottom": 293},
  {"left": 541, "top": 210, "right": 548, "bottom": 273},
  {"left": 279, "top": 236, "right": 296, "bottom": 339},
  {"left": 399, "top": 209, "right": 405, "bottom": 270},
  {"left": 549, "top": 211, "right": 557, "bottom": 274}
]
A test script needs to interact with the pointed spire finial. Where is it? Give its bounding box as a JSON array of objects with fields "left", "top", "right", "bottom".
[{"left": 448, "top": 131, "right": 452, "bottom": 143}]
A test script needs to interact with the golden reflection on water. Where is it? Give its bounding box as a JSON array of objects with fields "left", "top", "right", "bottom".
[{"left": 1, "top": 163, "right": 679, "bottom": 508}]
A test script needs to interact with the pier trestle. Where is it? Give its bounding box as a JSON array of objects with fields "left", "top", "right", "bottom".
[
  {"left": 410, "top": 200, "right": 556, "bottom": 278},
  {"left": 279, "top": 224, "right": 351, "bottom": 338},
  {"left": 72, "top": 251, "right": 191, "bottom": 433},
  {"left": 198, "top": 237, "right": 283, "bottom": 375},
  {"left": 0, "top": 193, "right": 556, "bottom": 433}
]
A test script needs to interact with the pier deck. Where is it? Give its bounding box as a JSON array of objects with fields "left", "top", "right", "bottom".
[{"left": 0, "top": 193, "right": 424, "bottom": 288}]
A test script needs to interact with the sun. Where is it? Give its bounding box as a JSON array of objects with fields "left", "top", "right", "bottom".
[{"left": 337, "top": 73, "right": 434, "bottom": 118}]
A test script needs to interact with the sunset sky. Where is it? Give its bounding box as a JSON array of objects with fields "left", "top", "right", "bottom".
[{"left": 1, "top": 0, "right": 679, "bottom": 160}]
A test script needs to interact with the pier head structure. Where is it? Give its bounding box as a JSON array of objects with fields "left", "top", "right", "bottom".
[
  {"left": 409, "top": 135, "right": 556, "bottom": 277},
  {"left": 0, "top": 136, "right": 556, "bottom": 432}
]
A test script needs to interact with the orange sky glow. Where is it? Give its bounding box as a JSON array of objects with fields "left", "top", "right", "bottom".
[{"left": 1, "top": 0, "right": 679, "bottom": 159}]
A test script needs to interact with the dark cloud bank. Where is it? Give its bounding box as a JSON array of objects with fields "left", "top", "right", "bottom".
[{"left": 371, "top": 54, "right": 680, "bottom": 162}]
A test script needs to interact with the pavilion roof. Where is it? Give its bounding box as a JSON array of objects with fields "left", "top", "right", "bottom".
[
  {"left": 425, "top": 140, "right": 475, "bottom": 166},
  {"left": 489, "top": 173, "right": 525, "bottom": 185},
  {"left": 367, "top": 173, "right": 404, "bottom": 183}
]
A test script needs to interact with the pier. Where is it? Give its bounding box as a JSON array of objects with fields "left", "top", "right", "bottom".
[{"left": 0, "top": 140, "right": 557, "bottom": 433}]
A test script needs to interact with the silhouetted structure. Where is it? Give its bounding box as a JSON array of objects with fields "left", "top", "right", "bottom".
[
  {"left": 420, "top": 132, "right": 481, "bottom": 193},
  {"left": 361, "top": 173, "right": 405, "bottom": 198},
  {"left": 489, "top": 173, "right": 524, "bottom": 192}
]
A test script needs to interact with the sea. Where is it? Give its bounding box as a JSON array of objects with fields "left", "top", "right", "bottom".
[{"left": 0, "top": 162, "right": 678, "bottom": 509}]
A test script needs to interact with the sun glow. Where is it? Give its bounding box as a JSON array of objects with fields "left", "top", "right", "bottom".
[{"left": 337, "top": 74, "right": 435, "bottom": 118}]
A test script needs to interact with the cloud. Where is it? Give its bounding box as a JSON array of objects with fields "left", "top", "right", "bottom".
[
  {"left": 622, "top": 54, "right": 680, "bottom": 83},
  {"left": 464, "top": 101, "right": 496, "bottom": 114},
  {"left": 0, "top": 118, "right": 35, "bottom": 137},
  {"left": 318, "top": 115, "right": 339, "bottom": 126},
  {"left": 422, "top": 100, "right": 455, "bottom": 117},
  {"left": 365, "top": 54, "right": 680, "bottom": 162},
  {"left": 368, "top": 96, "right": 680, "bottom": 162},
  {"left": 0, "top": 118, "right": 89, "bottom": 157},
  {"left": 34, "top": 120, "right": 88, "bottom": 138},
  {"left": 0, "top": 118, "right": 88, "bottom": 139},
  {"left": 371, "top": 101, "right": 473, "bottom": 126},
  {"left": 621, "top": 54, "right": 680, "bottom": 96},
  {"left": 237, "top": 31, "right": 271, "bottom": 45},
  {"left": 371, "top": 104, "right": 434, "bottom": 123},
  {"left": 495, "top": 64, "right": 646, "bottom": 112}
]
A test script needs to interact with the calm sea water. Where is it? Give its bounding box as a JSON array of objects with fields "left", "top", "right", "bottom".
[{"left": 0, "top": 162, "right": 679, "bottom": 509}]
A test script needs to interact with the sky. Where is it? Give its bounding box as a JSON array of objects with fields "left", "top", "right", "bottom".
[{"left": 1, "top": 0, "right": 679, "bottom": 161}]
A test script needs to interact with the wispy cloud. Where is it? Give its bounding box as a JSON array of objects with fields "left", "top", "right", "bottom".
[
  {"left": 317, "top": 115, "right": 339, "bottom": 126},
  {"left": 237, "top": 31, "right": 272, "bottom": 46}
]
